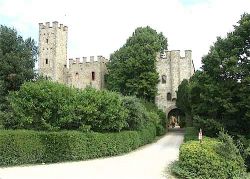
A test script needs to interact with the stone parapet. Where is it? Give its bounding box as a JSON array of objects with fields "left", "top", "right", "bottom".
[
  {"left": 39, "top": 21, "right": 68, "bottom": 31},
  {"left": 69, "top": 56, "right": 108, "bottom": 66}
]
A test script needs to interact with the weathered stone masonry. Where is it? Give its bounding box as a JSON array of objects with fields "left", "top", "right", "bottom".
[
  {"left": 38, "top": 21, "right": 195, "bottom": 114},
  {"left": 155, "top": 50, "right": 195, "bottom": 113},
  {"left": 38, "top": 21, "right": 107, "bottom": 89}
]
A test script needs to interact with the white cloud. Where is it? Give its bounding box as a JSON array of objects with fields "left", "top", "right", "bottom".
[{"left": 0, "top": 0, "right": 249, "bottom": 69}]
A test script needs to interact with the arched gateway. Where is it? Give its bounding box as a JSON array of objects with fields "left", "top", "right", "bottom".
[{"left": 166, "top": 105, "right": 183, "bottom": 127}]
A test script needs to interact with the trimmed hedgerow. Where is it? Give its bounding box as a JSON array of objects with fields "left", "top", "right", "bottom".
[
  {"left": 0, "top": 122, "right": 156, "bottom": 166},
  {"left": 171, "top": 134, "right": 247, "bottom": 179},
  {"left": 0, "top": 130, "right": 45, "bottom": 165}
]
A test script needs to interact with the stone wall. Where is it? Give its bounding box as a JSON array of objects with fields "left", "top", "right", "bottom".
[
  {"left": 38, "top": 21, "right": 195, "bottom": 115},
  {"left": 66, "top": 56, "right": 107, "bottom": 89},
  {"left": 155, "top": 50, "right": 195, "bottom": 113},
  {"left": 38, "top": 21, "right": 107, "bottom": 90},
  {"left": 38, "top": 21, "right": 68, "bottom": 83}
]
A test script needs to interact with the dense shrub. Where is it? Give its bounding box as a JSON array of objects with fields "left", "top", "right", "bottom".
[
  {"left": 5, "top": 81, "right": 129, "bottom": 132},
  {"left": 246, "top": 143, "right": 250, "bottom": 172},
  {"left": 5, "top": 81, "right": 164, "bottom": 133},
  {"left": 62, "top": 88, "right": 129, "bottom": 132},
  {"left": 184, "top": 127, "right": 198, "bottom": 142},
  {"left": 138, "top": 122, "right": 157, "bottom": 144},
  {"left": 122, "top": 96, "right": 148, "bottom": 130},
  {"left": 171, "top": 134, "right": 247, "bottom": 179},
  {"left": 140, "top": 99, "right": 166, "bottom": 136},
  {"left": 235, "top": 135, "right": 250, "bottom": 172},
  {"left": 0, "top": 122, "right": 156, "bottom": 166},
  {"left": 178, "top": 115, "right": 186, "bottom": 128},
  {"left": 193, "top": 115, "right": 223, "bottom": 137},
  {"left": 5, "top": 80, "right": 76, "bottom": 130},
  {"left": 0, "top": 80, "right": 165, "bottom": 166}
]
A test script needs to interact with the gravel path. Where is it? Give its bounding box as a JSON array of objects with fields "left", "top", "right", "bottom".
[{"left": 0, "top": 128, "right": 184, "bottom": 179}]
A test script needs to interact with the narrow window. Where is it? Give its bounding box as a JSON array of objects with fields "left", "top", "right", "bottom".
[
  {"left": 46, "top": 39, "right": 48, "bottom": 43},
  {"left": 162, "top": 75, "right": 166, "bottom": 84},
  {"left": 92, "top": 72, "right": 95, "bottom": 81},
  {"left": 167, "top": 92, "right": 172, "bottom": 101},
  {"left": 45, "top": 58, "right": 48, "bottom": 64}
]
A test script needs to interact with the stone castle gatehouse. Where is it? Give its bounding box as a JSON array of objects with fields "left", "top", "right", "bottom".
[{"left": 38, "top": 21, "right": 195, "bottom": 115}]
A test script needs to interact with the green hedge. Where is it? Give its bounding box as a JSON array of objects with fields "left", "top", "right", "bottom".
[
  {"left": 171, "top": 137, "right": 247, "bottom": 179},
  {"left": 140, "top": 99, "right": 166, "bottom": 136},
  {"left": 193, "top": 115, "right": 223, "bottom": 137},
  {"left": 5, "top": 80, "right": 166, "bottom": 134},
  {"left": 0, "top": 122, "right": 156, "bottom": 166},
  {"left": 184, "top": 127, "right": 198, "bottom": 142},
  {"left": 6, "top": 81, "right": 130, "bottom": 132}
]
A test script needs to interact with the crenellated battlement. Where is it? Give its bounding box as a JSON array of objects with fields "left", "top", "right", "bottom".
[
  {"left": 38, "top": 20, "right": 195, "bottom": 115},
  {"left": 159, "top": 50, "right": 192, "bottom": 59},
  {"left": 39, "top": 21, "right": 68, "bottom": 31},
  {"left": 69, "top": 56, "right": 108, "bottom": 66}
]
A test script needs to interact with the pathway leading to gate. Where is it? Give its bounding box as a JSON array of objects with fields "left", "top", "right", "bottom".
[{"left": 0, "top": 128, "right": 184, "bottom": 179}]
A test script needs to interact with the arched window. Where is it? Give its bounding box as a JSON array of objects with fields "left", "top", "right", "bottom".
[
  {"left": 92, "top": 71, "right": 95, "bottom": 81},
  {"left": 75, "top": 72, "right": 79, "bottom": 80},
  {"left": 167, "top": 92, "right": 172, "bottom": 101},
  {"left": 162, "top": 75, "right": 166, "bottom": 84},
  {"left": 45, "top": 58, "right": 48, "bottom": 64}
]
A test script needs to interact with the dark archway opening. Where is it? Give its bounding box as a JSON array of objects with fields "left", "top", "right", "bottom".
[{"left": 167, "top": 108, "right": 185, "bottom": 128}]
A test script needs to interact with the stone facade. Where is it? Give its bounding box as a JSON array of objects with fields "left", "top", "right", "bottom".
[
  {"left": 155, "top": 50, "right": 195, "bottom": 113},
  {"left": 38, "top": 22, "right": 68, "bottom": 84},
  {"left": 38, "top": 22, "right": 107, "bottom": 89},
  {"left": 38, "top": 22, "right": 195, "bottom": 114},
  {"left": 67, "top": 56, "right": 107, "bottom": 90}
]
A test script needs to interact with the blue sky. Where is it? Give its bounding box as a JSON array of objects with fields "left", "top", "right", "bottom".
[{"left": 0, "top": 0, "right": 249, "bottom": 69}]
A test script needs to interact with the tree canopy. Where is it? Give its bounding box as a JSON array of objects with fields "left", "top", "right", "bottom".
[
  {"left": 0, "top": 25, "right": 37, "bottom": 109},
  {"left": 106, "top": 26, "right": 167, "bottom": 102},
  {"left": 176, "top": 13, "right": 250, "bottom": 135}
]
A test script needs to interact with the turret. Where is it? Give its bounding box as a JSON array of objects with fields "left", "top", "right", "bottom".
[{"left": 38, "top": 21, "right": 68, "bottom": 83}]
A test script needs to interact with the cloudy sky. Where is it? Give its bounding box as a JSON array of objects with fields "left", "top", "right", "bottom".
[{"left": 0, "top": 0, "right": 249, "bottom": 69}]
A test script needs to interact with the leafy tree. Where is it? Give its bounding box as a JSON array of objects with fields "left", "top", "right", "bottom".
[
  {"left": 199, "top": 13, "right": 250, "bottom": 134},
  {"left": 176, "top": 79, "right": 192, "bottom": 126},
  {"left": 0, "top": 25, "right": 37, "bottom": 109},
  {"left": 176, "top": 13, "right": 250, "bottom": 136},
  {"left": 106, "top": 26, "right": 167, "bottom": 102}
]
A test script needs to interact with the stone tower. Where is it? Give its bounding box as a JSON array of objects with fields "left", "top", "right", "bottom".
[
  {"left": 38, "top": 21, "right": 68, "bottom": 83},
  {"left": 155, "top": 50, "right": 195, "bottom": 114}
]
